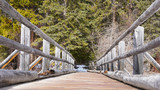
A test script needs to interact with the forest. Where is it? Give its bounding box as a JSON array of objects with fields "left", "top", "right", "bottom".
[{"left": 0, "top": 0, "right": 159, "bottom": 64}]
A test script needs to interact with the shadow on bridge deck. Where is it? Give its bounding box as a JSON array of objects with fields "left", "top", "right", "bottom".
[{"left": 0, "top": 72, "right": 137, "bottom": 90}]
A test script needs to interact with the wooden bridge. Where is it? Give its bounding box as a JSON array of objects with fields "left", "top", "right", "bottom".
[{"left": 0, "top": 0, "right": 160, "bottom": 89}]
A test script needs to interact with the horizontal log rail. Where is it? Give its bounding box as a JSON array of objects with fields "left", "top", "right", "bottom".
[
  {"left": 100, "top": 36, "right": 160, "bottom": 65},
  {"left": 0, "top": 36, "right": 74, "bottom": 66},
  {"left": 0, "top": 0, "right": 75, "bottom": 61}
]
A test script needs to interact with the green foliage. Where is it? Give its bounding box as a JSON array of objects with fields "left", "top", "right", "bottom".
[
  {"left": 0, "top": 0, "right": 42, "bottom": 58},
  {"left": 0, "top": 0, "right": 159, "bottom": 64}
]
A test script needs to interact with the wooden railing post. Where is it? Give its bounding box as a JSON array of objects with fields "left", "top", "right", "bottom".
[
  {"left": 67, "top": 54, "right": 70, "bottom": 70},
  {"left": 62, "top": 51, "right": 66, "bottom": 71},
  {"left": 107, "top": 52, "right": 111, "bottom": 71},
  {"left": 111, "top": 48, "right": 116, "bottom": 71},
  {"left": 118, "top": 41, "right": 125, "bottom": 70},
  {"left": 102, "top": 57, "right": 105, "bottom": 71},
  {"left": 42, "top": 39, "right": 50, "bottom": 73},
  {"left": 55, "top": 47, "right": 60, "bottom": 70},
  {"left": 20, "top": 24, "right": 30, "bottom": 71},
  {"left": 133, "top": 26, "right": 144, "bottom": 74}
]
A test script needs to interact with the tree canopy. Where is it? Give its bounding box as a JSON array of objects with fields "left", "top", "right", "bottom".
[{"left": 0, "top": 0, "right": 159, "bottom": 64}]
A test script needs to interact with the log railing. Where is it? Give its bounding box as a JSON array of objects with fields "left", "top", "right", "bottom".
[
  {"left": 0, "top": 0, "right": 75, "bottom": 72},
  {"left": 93, "top": 0, "right": 160, "bottom": 74}
]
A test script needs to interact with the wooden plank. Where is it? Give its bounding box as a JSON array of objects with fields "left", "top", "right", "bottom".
[
  {"left": 42, "top": 39, "right": 50, "bottom": 73},
  {"left": 0, "top": 72, "right": 136, "bottom": 89},
  {"left": 20, "top": 24, "right": 30, "bottom": 71},
  {"left": 144, "top": 52, "right": 160, "bottom": 72},
  {"left": 0, "top": 50, "right": 19, "bottom": 69},
  {"left": 96, "top": 0, "right": 160, "bottom": 62},
  {"left": 133, "top": 26, "right": 144, "bottom": 74},
  {"left": 0, "top": 0, "right": 75, "bottom": 61},
  {"left": 118, "top": 41, "right": 125, "bottom": 70},
  {"left": 111, "top": 48, "right": 116, "bottom": 71},
  {"left": 0, "top": 36, "right": 73, "bottom": 65}
]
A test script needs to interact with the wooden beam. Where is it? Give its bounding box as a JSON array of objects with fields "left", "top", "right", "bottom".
[
  {"left": 96, "top": 0, "right": 160, "bottom": 62},
  {"left": 111, "top": 48, "right": 116, "bottom": 71},
  {"left": 62, "top": 51, "right": 67, "bottom": 70},
  {"left": 133, "top": 26, "right": 144, "bottom": 74},
  {"left": 20, "top": 24, "right": 30, "bottom": 71},
  {"left": 0, "top": 0, "right": 75, "bottom": 61},
  {"left": 144, "top": 52, "right": 160, "bottom": 72},
  {"left": 55, "top": 47, "right": 60, "bottom": 70},
  {"left": 29, "top": 56, "right": 42, "bottom": 71},
  {"left": 107, "top": 52, "right": 111, "bottom": 71},
  {"left": 42, "top": 39, "right": 50, "bottom": 73},
  {"left": 0, "top": 50, "right": 19, "bottom": 69},
  {"left": 0, "top": 36, "right": 73, "bottom": 65},
  {"left": 100, "top": 33, "right": 160, "bottom": 66},
  {"left": 118, "top": 41, "right": 125, "bottom": 70}
]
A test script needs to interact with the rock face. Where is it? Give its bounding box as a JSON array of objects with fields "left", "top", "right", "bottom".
[{"left": 0, "top": 69, "right": 38, "bottom": 87}]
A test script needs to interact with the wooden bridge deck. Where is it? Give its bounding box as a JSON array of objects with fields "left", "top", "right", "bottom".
[{"left": 1, "top": 72, "right": 137, "bottom": 90}]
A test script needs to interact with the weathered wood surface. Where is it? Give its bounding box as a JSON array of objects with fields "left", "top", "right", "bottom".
[
  {"left": 144, "top": 52, "right": 160, "bottom": 72},
  {"left": 29, "top": 56, "right": 42, "bottom": 70},
  {"left": 111, "top": 48, "right": 116, "bottom": 71},
  {"left": 55, "top": 47, "right": 60, "bottom": 70},
  {"left": 0, "top": 69, "right": 38, "bottom": 87},
  {"left": 0, "top": 0, "right": 75, "bottom": 61},
  {"left": 62, "top": 51, "right": 67, "bottom": 70},
  {"left": 97, "top": 0, "right": 160, "bottom": 61},
  {"left": 20, "top": 24, "right": 30, "bottom": 71},
  {"left": 106, "top": 71, "right": 160, "bottom": 90},
  {"left": 0, "top": 50, "right": 19, "bottom": 69},
  {"left": 42, "top": 39, "right": 50, "bottom": 73},
  {"left": 0, "top": 36, "right": 73, "bottom": 65},
  {"left": 0, "top": 72, "right": 137, "bottom": 90},
  {"left": 101, "top": 35, "right": 160, "bottom": 66},
  {"left": 107, "top": 52, "right": 111, "bottom": 71},
  {"left": 133, "top": 26, "right": 144, "bottom": 74},
  {"left": 118, "top": 41, "right": 125, "bottom": 70}
]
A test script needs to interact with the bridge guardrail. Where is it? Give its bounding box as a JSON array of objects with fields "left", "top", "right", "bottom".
[
  {"left": 0, "top": 0, "right": 75, "bottom": 72},
  {"left": 93, "top": 0, "right": 160, "bottom": 74}
]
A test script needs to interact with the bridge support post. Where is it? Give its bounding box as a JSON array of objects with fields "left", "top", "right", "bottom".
[
  {"left": 104, "top": 55, "right": 107, "bottom": 71},
  {"left": 62, "top": 51, "right": 67, "bottom": 71},
  {"left": 118, "top": 41, "right": 125, "bottom": 70},
  {"left": 111, "top": 48, "right": 116, "bottom": 71},
  {"left": 20, "top": 24, "right": 30, "bottom": 71},
  {"left": 102, "top": 57, "right": 105, "bottom": 71},
  {"left": 107, "top": 52, "right": 111, "bottom": 71},
  {"left": 67, "top": 54, "right": 70, "bottom": 70},
  {"left": 42, "top": 39, "right": 50, "bottom": 73},
  {"left": 55, "top": 47, "right": 60, "bottom": 70},
  {"left": 133, "top": 26, "right": 144, "bottom": 74}
]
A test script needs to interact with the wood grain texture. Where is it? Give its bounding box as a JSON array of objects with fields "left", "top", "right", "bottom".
[{"left": 0, "top": 72, "right": 137, "bottom": 90}]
